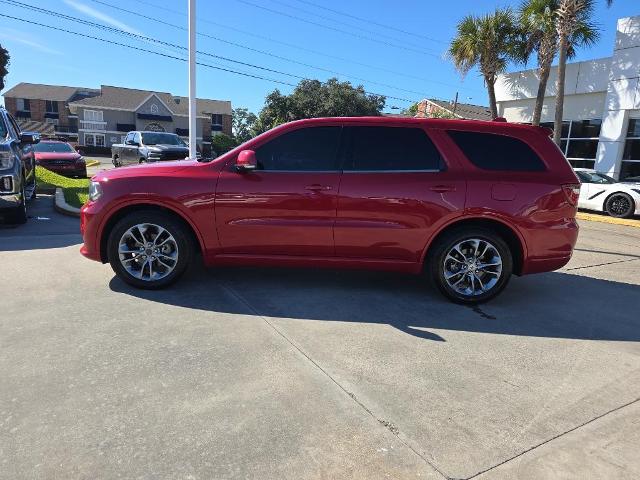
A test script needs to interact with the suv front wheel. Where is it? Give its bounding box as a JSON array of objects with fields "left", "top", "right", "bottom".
[
  {"left": 427, "top": 228, "right": 513, "bottom": 304},
  {"left": 107, "top": 211, "right": 192, "bottom": 289}
]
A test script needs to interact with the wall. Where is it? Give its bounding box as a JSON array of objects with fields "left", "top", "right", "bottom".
[
  {"left": 498, "top": 92, "right": 606, "bottom": 123},
  {"left": 595, "top": 16, "right": 640, "bottom": 177}
]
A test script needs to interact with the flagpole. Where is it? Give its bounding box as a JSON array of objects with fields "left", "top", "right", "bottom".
[{"left": 188, "top": 0, "right": 197, "bottom": 159}]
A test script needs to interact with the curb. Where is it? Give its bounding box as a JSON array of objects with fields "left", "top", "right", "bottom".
[
  {"left": 85, "top": 160, "right": 101, "bottom": 167},
  {"left": 53, "top": 188, "right": 81, "bottom": 218},
  {"left": 577, "top": 211, "right": 640, "bottom": 228}
]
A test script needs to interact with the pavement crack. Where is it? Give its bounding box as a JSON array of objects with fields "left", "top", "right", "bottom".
[
  {"left": 565, "top": 258, "right": 640, "bottom": 271},
  {"left": 469, "top": 305, "right": 496, "bottom": 320},
  {"left": 465, "top": 396, "right": 640, "bottom": 479},
  {"left": 219, "top": 282, "right": 450, "bottom": 480}
]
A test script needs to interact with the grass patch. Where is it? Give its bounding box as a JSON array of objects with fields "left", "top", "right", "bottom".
[{"left": 36, "top": 166, "right": 90, "bottom": 208}]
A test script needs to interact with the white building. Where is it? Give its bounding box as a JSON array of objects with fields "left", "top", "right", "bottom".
[{"left": 496, "top": 15, "right": 640, "bottom": 180}]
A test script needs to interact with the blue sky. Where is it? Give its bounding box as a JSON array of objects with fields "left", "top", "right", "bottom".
[{"left": 0, "top": 0, "right": 638, "bottom": 113}]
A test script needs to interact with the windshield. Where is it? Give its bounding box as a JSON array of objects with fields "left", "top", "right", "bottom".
[
  {"left": 576, "top": 171, "right": 617, "bottom": 184},
  {"left": 33, "top": 142, "right": 75, "bottom": 153},
  {"left": 141, "top": 133, "right": 186, "bottom": 146}
]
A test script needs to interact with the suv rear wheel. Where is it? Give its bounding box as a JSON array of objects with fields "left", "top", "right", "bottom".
[
  {"left": 107, "top": 211, "right": 192, "bottom": 289},
  {"left": 427, "top": 227, "right": 512, "bottom": 304}
]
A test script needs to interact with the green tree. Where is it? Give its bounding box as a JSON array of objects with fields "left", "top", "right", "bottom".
[
  {"left": 0, "top": 43, "right": 9, "bottom": 92},
  {"left": 519, "top": 0, "right": 599, "bottom": 126},
  {"left": 232, "top": 107, "right": 258, "bottom": 144},
  {"left": 552, "top": 0, "right": 610, "bottom": 145},
  {"left": 449, "top": 9, "right": 519, "bottom": 119},
  {"left": 254, "top": 78, "right": 385, "bottom": 134},
  {"left": 211, "top": 133, "right": 238, "bottom": 156}
]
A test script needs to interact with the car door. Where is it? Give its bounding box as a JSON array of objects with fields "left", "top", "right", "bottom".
[
  {"left": 334, "top": 125, "right": 466, "bottom": 262},
  {"left": 7, "top": 113, "right": 35, "bottom": 189},
  {"left": 122, "top": 133, "right": 137, "bottom": 165},
  {"left": 575, "top": 172, "right": 593, "bottom": 208},
  {"left": 215, "top": 125, "right": 342, "bottom": 256}
]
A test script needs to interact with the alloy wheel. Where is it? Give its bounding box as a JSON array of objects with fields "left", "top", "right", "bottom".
[
  {"left": 118, "top": 223, "right": 179, "bottom": 281},
  {"left": 608, "top": 195, "right": 631, "bottom": 216},
  {"left": 442, "top": 238, "right": 503, "bottom": 297}
]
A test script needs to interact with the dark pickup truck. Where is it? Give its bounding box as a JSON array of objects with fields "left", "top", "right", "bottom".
[
  {"left": 111, "top": 131, "right": 190, "bottom": 167},
  {"left": 0, "top": 107, "right": 39, "bottom": 224}
]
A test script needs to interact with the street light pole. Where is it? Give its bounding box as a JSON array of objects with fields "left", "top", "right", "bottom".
[{"left": 188, "top": 0, "right": 197, "bottom": 159}]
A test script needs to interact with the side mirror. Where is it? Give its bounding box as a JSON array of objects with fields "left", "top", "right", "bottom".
[
  {"left": 236, "top": 149, "right": 257, "bottom": 172},
  {"left": 20, "top": 132, "right": 40, "bottom": 145}
]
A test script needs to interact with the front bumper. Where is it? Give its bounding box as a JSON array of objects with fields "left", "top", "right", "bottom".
[
  {"left": 80, "top": 202, "right": 103, "bottom": 262},
  {"left": 0, "top": 192, "right": 21, "bottom": 209}
]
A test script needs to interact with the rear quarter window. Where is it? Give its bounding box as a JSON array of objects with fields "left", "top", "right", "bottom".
[{"left": 447, "top": 130, "right": 545, "bottom": 172}]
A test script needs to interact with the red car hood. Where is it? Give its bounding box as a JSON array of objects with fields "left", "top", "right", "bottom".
[
  {"left": 94, "top": 159, "right": 198, "bottom": 181},
  {"left": 35, "top": 152, "right": 82, "bottom": 161}
]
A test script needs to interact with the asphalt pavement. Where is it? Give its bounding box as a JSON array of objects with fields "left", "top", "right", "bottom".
[{"left": 1, "top": 199, "right": 639, "bottom": 479}]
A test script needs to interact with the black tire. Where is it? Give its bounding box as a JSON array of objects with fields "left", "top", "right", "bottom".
[
  {"left": 605, "top": 193, "right": 635, "bottom": 218},
  {"left": 5, "top": 182, "right": 28, "bottom": 225},
  {"left": 426, "top": 227, "right": 513, "bottom": 304},
  {"left": 139, "top": 158, "right": 146, "bottom": 164},
  {"left": 107, "top": 210, "right": 193, "bottom": 289},
  {"left": 112, "top": 155, "right": 120, "bottom": 167}
]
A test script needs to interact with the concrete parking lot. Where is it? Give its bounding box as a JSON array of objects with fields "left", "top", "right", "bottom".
[{"left": 1, "top": 199, "right": 639, "bottom": 479}]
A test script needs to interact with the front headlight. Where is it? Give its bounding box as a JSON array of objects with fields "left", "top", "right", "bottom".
[
  {"left": 88, "top": 181, "right": 102, "bottom": 202},
  {"left": 0, "top": 151, "right": 15, "bottom": 170}
]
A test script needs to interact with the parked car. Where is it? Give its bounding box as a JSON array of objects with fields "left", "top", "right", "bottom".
[
  {"left": 574, "top": 168, "right": 640, "bottom": 218},
  {"left": 0, "top": 107, "right": 39, "bottom": 224},
  {"left": 81, "top": 117, "right": 581, "bottom": 304},
  {"left": 111, "top": 131, "right": 189, "bottom": 167},
  {"left": 33, "top": 140, "right": 86, "bottom": 178}
]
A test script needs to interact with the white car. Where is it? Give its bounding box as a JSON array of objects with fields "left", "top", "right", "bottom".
[{"left": 574, "top": 168, "right": 640, "bottom": 218}]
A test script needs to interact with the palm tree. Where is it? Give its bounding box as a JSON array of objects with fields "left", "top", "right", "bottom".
[
  {"left": 0, "top": 43, "right": 9, "bottom": 92},
  {"left": 449, "top": 9, "right": 519, "bottom": 119},
  {"left": 519, "top": 0, "right": 599, "bottom": 126},
  {"left": 552, "top": 0, "right": 611, "bottom": 145}
]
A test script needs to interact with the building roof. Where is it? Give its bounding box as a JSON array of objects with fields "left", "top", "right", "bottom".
[
  {"left": 424, "top": 99, "right": 492, "bottom": 120},
  {"left": 16, "top": 119, "right": 55, "bottom": 136},
  {"left": 69, "top": 85, "right": 231, "bottom": 116},
  {"left": 2, "top": 82, "right": 99, "bottom": 102}
]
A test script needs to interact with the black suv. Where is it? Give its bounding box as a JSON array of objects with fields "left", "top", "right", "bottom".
[{"left": 0, "top": 107, "right": 39, "bottom": 224}]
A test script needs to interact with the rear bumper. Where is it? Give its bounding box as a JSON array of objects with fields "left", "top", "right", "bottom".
[{"left": 520, "top": 218, "right": 579, "bottom": 274}]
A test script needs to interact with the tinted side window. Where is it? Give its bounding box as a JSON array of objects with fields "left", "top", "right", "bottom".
[
  {"left": 255, "top": 126, "right": 341, "bottom": 171},
  {"left": 7, "top": 114, "right": 20, "bottom": 139},
  {"left": 345, "top": 126, "right": 442, "bottom": 171},
  {"left": 447, "top": 130, "right": 545, "bottom": 171}
]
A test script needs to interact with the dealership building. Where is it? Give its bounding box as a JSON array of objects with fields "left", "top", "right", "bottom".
[{"left": 496, "top": 15, "right": 640, "bottom": 180}]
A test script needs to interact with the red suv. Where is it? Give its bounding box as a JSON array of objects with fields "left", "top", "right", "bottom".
[{"left": 80, "top": 117, "right": 580, "bottom": 304}]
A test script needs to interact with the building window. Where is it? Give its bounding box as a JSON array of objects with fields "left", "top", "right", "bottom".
[
  {"left": 16, "top": 98, "right": 30, "bottom": 111},
  {"left": 211, "top": 114, "right": 223, "bottom": 125},
  {"left": 84, "top": 109, "right": 103, "bottom": 122},
  {"left": 541, "top": 119, "right": 601, "bottom": 169},
  {"left": 45, "top": 100, "right": 59, "bottom": 113},
  {"left": 84, "top": 133, "right": 105, "bottom": 147},
  {"left": 45, "top": 118, "right": 59, "bottom": 126},
  {"left": 621, "top": 118, "right": 640, "bottom": 180}
]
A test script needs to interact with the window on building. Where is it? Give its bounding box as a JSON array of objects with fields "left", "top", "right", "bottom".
[
  {"left": 45, "top": 118, "right": 59, "bottom": 126},
  {"left": 84, "top": 110, "right": 103, "bottom": 122},
  {"left": 45, "top": 100, "right": 59, "bottom": 113},
  {"left": 211, "top": 114, "right": 223, "bottom": 125},
  {"left": 95, "top": 135, "right": 105, "bottom": 147},
  {"left": 255, "top": 126, "right": 341, "bottom": 171},
  {"left": 540, "top": 119, "right": 601, "bottom": 169},
  {"left": 85, "top": 134, "right": 95, "bottom": 146},
  {"left": 345, "top": 126, "right": 443, "bottom": 171},
  {"left": 16, "top": 98, "right": 30, "bottom": 111},
  {"left": 621, "top": 118, "right": 640, "bottom": 180},
  {"left": 447, "top": 130, "right": 545, "bottom": 171}
]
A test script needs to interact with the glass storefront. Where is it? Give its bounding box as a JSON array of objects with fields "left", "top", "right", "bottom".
[{"left": 541, "top": 119, "right": 601, "bottom": 169}]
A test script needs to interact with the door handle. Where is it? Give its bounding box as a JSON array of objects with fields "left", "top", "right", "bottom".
[
  {"left": 305, "top": 184, "right": 332, "bottom": 191},
  {"left": 429, "top": 185, "right": 455, "bottom": 193}
]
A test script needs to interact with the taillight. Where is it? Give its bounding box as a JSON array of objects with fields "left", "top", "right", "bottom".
[{"left": 562, "top": 184, "right": 580, "bottom": 206}]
